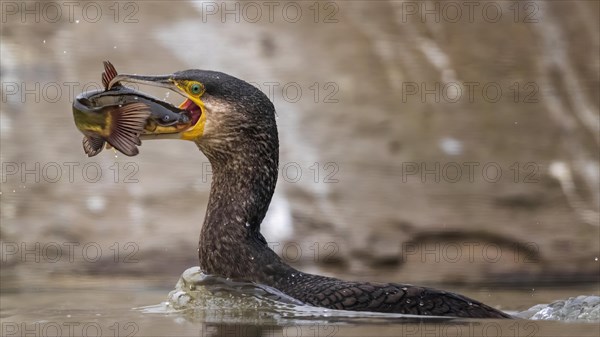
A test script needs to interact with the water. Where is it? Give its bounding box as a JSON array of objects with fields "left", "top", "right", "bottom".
[{"left": 2, "top": 271, "right": 599, "bottom": 337}]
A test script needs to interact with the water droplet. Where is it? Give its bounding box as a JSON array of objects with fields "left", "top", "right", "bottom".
[
  {"left": 249, "top": 256, "right": 254, "bottom": 260},
  {"left": 419, "top": 302, "right": 424, "bottom": 306},
  {"left": 66, "top": 314, "right": 71, "bottom": 318},
  {"left": 75, "top": 20, "right": 80, "bottom": 23},
  {"left": 42, "top": 40, "right": 46, "bottom": 44},
  {"left": 514, "top": 121, "right": 518, "bottom": 125},
  {"left": 87, "top": 195, "right": 106, "bottom": 213},
  {"left": 595, "top": 257, "right": 598, "bottom": 262},
  {"left": 113, "top": 46, "right": 117, "bottom": 49},
  {"left": 468, "top": 302, "right": 473, "bottom": 306},
  {"left": 439, "top": 137, "right": 463, "bottom": 156},
  {"left": 245, "top": 222, "right": 250, "bottom": 227},
  {"left": 63, "top": 50, "right": 67, "bottom": 54},
  {"left": 12, "top": 190, "right": 15, "bottom": 193},
  {"left": 291, "top": 273, "right": 296, "bottom": 278},
  {"left": 401, "top": 287, "right": 407, "bottom": 291},
  {"left": 406, "top": 299, "right": 411, "bottom": 304}
]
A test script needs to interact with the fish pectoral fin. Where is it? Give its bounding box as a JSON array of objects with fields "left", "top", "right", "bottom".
[
  {"left": 83, "top": 136, "right": 105, "bottom": 157},
  {"left": 107, "top": 102, "right": 151, "bottom": 157}
]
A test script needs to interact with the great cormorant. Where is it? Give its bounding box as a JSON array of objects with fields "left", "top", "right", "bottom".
[{"left": 106, "top": 69, "right": 511, "bottom": 318}]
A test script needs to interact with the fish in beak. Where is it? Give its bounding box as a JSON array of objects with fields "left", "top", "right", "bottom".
[{"left": 72, "top": 62, "right": 193, "bottom": 157}]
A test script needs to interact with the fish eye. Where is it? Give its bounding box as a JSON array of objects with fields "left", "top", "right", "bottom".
[
  {"left": 190, "top": 83, "right": 202, "bottom": 95},
  {"left": 162, "top": 115, "right": 170, "bottom": 121}
]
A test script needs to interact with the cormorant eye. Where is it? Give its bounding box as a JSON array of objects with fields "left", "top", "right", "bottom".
[{"left": 190, "top": 83, "right": 202, "bottom": 95}]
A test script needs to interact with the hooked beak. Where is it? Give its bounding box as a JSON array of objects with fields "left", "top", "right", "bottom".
[{"left": 108, "top": 74, "right": 205, "bottom": 141}]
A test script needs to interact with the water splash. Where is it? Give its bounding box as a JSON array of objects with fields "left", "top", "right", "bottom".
[
  {"left": 516, "top": 296, "right": 600, "bottom": 322},
  {"left": 139, "top": 267, "right": 599, "bottom": 323}
]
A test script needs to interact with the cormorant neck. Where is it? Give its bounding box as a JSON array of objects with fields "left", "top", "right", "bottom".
[
  {"left": 197, "top": 133, "right": 280, "bottom": 279},
  {"left": 204, "top": 149, "right": 279, "bottom": 232}
]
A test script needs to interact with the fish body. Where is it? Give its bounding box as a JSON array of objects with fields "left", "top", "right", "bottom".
[{"left": 72, "top": 62, "right": 191, "bottom": 157}]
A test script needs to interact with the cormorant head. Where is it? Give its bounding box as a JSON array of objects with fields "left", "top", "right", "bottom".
[{"left": 108, "top": 70, "right": 277, "bottom": 163}]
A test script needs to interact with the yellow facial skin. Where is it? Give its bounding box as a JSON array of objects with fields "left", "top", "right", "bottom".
[{"left": 174, "top": 80, "right": 207, "bottom": 141}]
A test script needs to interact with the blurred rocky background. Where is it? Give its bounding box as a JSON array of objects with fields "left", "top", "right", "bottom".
[{"left": 1, "top": 0, "right": 598, "bottom": 294}]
